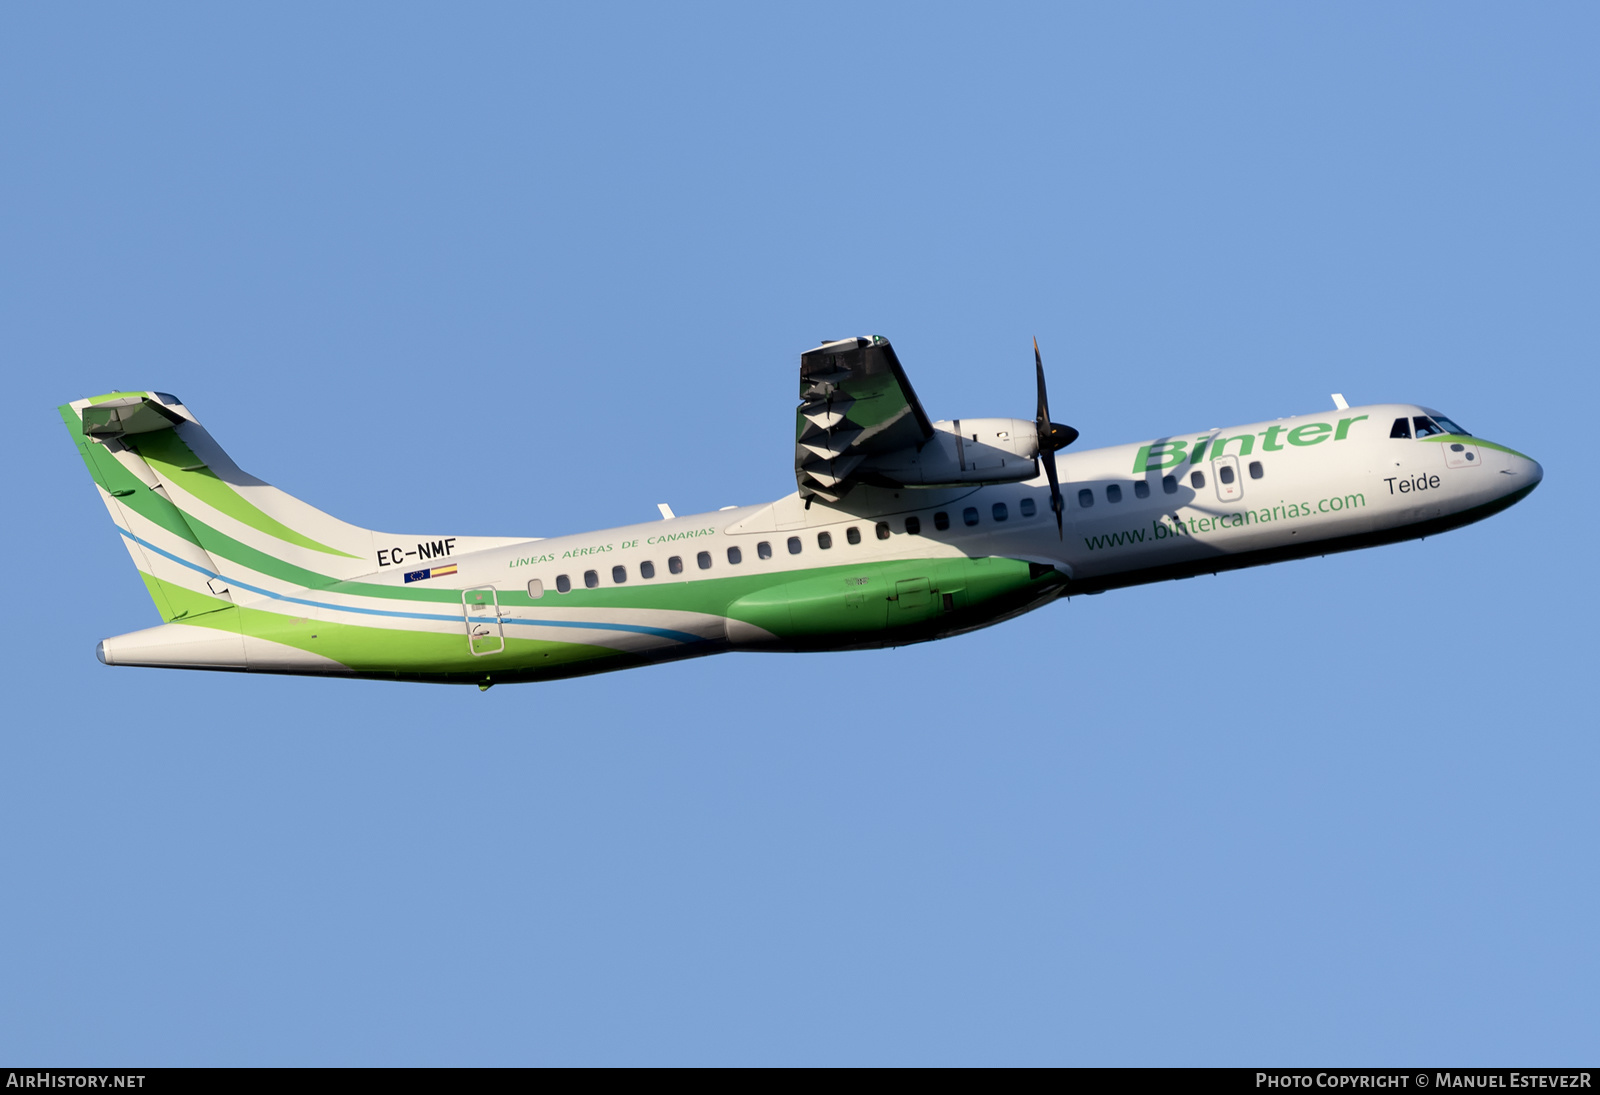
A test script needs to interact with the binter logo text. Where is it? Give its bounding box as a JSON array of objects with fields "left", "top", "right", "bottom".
[{"left": 1134, "top": 416, "right": 1369, "bottom": 473}]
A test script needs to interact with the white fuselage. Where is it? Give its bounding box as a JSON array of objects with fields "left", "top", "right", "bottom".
[{"left": 92, "top": 402, "right": 1542, "bottom": 679}]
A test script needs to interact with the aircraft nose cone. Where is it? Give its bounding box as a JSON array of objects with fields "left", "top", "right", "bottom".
[
  {"left": 1501, "top": 449, "right": 1542, "bottom": 503},
  {"left": 1510, "top": 449, "right": 1543, "bottom": 490}
]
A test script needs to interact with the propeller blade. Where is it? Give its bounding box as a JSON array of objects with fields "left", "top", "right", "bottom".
[
  {"left": 1043, "top": 445, "right": 1063, "bottom": 540},
  {"left": 1034, "top": 337, "right": 1050, "bottom": 441},
  {"left": 1032, "top": 337, "right": 1076, "bottom": 539},
  {"left": 1033, "top": 338, "right": 1078, "bottom": 452}
]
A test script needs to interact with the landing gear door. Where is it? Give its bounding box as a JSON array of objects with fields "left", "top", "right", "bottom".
[
  {"left": 1213, "top": 455, "right": 1243, "bottom": 502},
  {"left": 463, "top": 586, "right": 505, "bottom": 656}
]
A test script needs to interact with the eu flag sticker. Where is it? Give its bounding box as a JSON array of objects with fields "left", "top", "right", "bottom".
[{"left": 404, "top": 568, "right": 430, "bottom": 583}]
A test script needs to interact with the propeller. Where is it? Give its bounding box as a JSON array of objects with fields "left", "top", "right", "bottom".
[{"left": 1034, "top": 337, "right": 1079, "bottom": 539}]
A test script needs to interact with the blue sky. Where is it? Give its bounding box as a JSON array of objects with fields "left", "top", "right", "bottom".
[{"left": 3, "top": 2, "right": 1596, "bottom": 1065}]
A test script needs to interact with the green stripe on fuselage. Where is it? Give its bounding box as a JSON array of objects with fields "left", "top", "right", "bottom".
[
  {"left": 1419, "top": 434, "right": 1533, "bottom": 461},
  {"left": 398, "top": 555, "right": 1061, "bottom": 626},
  {"left": 138, "top": 574, "right": 634, "bottom": 682},
  {"left": 133, "top": 553, "right": 1057, "bottom": 680}
]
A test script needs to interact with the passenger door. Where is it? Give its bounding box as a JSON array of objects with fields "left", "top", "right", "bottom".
[{"left": 462, "top": 586, "right": 505, "bottom": 656}]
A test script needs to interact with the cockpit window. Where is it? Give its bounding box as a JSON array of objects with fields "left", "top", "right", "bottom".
[
  {"left": 1390, "top": 417, "right": 1411, "bottom": 439},
  {"left": 1413, "top": 416, "right": 1445, "bottom": 438},
  {"left": 1431, "top": 415, "right": 1469, "bottom": 436}
]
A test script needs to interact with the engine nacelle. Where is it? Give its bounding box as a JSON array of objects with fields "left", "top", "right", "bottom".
[{"left": 862, "top": 417, "right": 1039, "bottom": 488}]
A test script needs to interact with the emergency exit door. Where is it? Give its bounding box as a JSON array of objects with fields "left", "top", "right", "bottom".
[{"left": 1213, "top": 455, "right": 1244, "bottom": 502}]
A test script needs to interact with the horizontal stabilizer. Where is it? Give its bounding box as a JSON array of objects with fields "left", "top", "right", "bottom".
[{"left": 82, "top": 395, "right": 184, "bottom": 437}]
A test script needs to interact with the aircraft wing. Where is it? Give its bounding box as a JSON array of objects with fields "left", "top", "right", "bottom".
[{"left": 795, "top": 336, "right": 935, "bottom": 502}]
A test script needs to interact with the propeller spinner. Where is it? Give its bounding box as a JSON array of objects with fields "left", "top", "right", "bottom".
[{"left": 1033, "top": 337, "right": 1079, "bottom": 539}]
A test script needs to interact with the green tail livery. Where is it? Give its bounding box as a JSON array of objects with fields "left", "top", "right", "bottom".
[{"left": 61, "top": 339, "right": 1541, "bottom": 688}]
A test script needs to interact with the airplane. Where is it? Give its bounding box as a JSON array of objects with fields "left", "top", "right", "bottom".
[{"left": 60, "top": 336, "right": 1542, "bottom": 690}]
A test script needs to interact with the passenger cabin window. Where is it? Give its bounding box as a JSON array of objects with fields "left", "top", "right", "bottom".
[
  {"left": 963, "top": 506, "right": 979, "bottom": 527},
  {"left": 992, "top": 502, "right": 1008, "bottom": 521},
  {"left": 1219, "top": 465, "right": 1235, "bottom": 485},
  {"left": 1134, "top": 481, "right": 1150, "bottom": 499},
  {"left": 1390, "top": 417, "right": 1412, "bottom": 439},
  {"left": 1020, "top": 498, "right": 1036, "bottom": 517},
  {"left": 757, "top": 541, "right": 773, "bottom": 560},
  {"left": 1249, "top": 461, "right": 1263, "bottom": 480},
  {"left": 641, "top": 561, "right": 656, "bottom": 579},
  {"left": 584, "top": 570, "right": 599, "bottom": 589},
  {"left": 527, "top": 579, "right": 544, "bottom": 599},
  {"left": 934, "top": 512, "right": 950, "bottom": 531},
  {"left": 1077, "top": 488, "right": 1094, "bottom": 508},
  {"left": 556, "top": 574, "right": 572, "bottom": 593},
  {"left": 1162, "top": 475, "right": 1177, "bottom": 495},
  {"left": 1106, "top": 484, "right": 1123, "bottom": 503},
  {"left": 727, "top": 546, "right": 742, "bottom": 565},
  {"left": 818, "top": 531, "right": 832, "bottom": 550},
  {"left": 1190, "top": 470, "right": 1205, "bottom": 489},
  {"left": 905, "top": 516, "right": 922, "bottom": 535},
  {"left": 697, "top": 551, "right": 712, "bottom": 570},
  {"left": 846, "top": 526, "right": 861, "bottom": 545},
  {"left": 668, "top": 556, "right": 684, "bottom": 575},
  {"left": 787, "top": 536, "right": 802, "bottom": 555},
  {"left": 875, "top": 522, "right": 890, "bottom": 540},
  {"left": 612, "top": 565, "right": 627, "bottom": 584},
  {"left": 1413, "top": 416, "right": 1445, "bottom": 438}
]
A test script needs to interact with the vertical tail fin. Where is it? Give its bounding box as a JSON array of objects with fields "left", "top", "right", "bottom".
[
  {"left": 61, "top": 394, "right": 240, "bottom": 621},
  {"left": 60, "top": 391, "right": 521, "bottom": 623}
]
